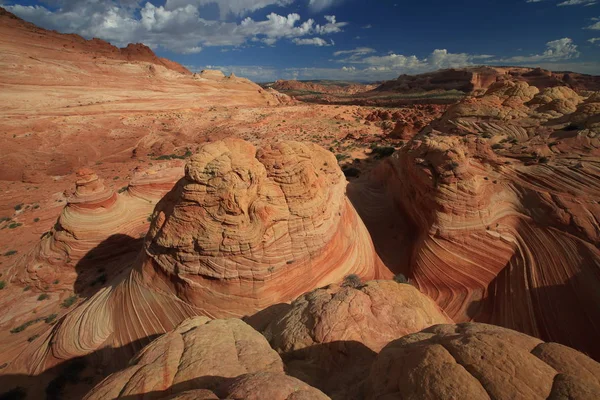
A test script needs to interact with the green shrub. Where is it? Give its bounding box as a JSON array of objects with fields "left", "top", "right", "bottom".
[
  {"left": 23, "top": 285, "right": 30, "bottom": 291},
  {"left": 27, "top": 334, "right": 40, "bottom": 342},
  {"left": 0, "top": 281, "right": 6, "bottom": 289},
  {"left": 341, "top": 274, "right": 363, "bottom": 289},
  {"left": 8, "top": 222, "right": 22, "bottom": 229},
  {"left": 14, "top": 204, "right": 23, "bottom": 211},
  {"left": 538, "top": 156, "right": 549, "bottom": 164},
  {"left": 10, "top": 317, "right": 44, "bottom": 333},
  {"left": 45, "top": 314, "right": 58, "bottom": 324},
  {"left": 37, "top": 293, "right": 49, "bottom": 301},
  {"left": 393, "top": 273, "right": 409, "bottom": 284},
  {"left": 61, "top": 295, "right": 78, "bottom": 308},
  {"left": 491, "top": 143, "right": 503, "bottom": 150},
  {"left": 33, "top": 218, "right": 40, "bottom": 222},
  {"left": 4, "top": 250, "right": 17, "bottom": 256}
]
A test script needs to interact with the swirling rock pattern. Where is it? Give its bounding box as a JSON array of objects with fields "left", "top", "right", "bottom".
[
  {"left": 11, "top": 165, "right": 183, "bottom": 290},
  {"left": 365, "top": 323, "right": 600, "bottom": 400},
  {"left": 5, "top": 139, "right": 389, "bottom": 377},
  {"left": 261, "top": 280, "right": 451, "bottom": 398},
  {"left": 350, "top": 83, "right": 600, "bottom": 360}
]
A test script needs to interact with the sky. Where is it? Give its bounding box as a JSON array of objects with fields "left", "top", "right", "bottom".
[{"left": 2, "top": 0, "right": 600, "bottom": 82}]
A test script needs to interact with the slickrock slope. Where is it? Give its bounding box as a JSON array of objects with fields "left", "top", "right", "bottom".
[
  {"left": 84, "top": 317, "right": 329, "bottom": 400},
  {"left": 365, "top": 323, "right": 600, "bottom": 400},
  {"left": 349, "top": 81, "right": 600, "bottom": 360},
  {"left": 3, "top": 139, "right": 389, "bottom": 380},
  {"left": 260, "top": 280, "right": 451, "bottom": 398}
]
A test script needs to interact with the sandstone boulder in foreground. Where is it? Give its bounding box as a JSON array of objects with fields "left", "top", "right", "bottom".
[
  {"left": 261, "top": 280, "right": 451, "bottom": 397},
  {"left": 365, "top": 322, "right": 600, "bottom": 400},
  {"left": 84, "top": 317, "right": 329, "bottom": 400}
]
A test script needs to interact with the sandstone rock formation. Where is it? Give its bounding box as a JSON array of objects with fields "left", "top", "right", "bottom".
[
  {"left": 10, "top": 165, "right": 183, "bottom": 291},
  {"left": 365, "top": 323, "right": 600, "bottom": 400},
  {"left": 3, "top": 139, "right": 389, "bottom": 378},
  {"left": 375, "top": 66, "right": 600, "bottom": 95},
  {"left": 349, "top": 81, "right": 600, "bottom": 360},
  {"left": 83, "top": 317, "right": 328, "bottom": 400},
  {"left": 260, "top": 280, "right": 451, "bottom": 398}
]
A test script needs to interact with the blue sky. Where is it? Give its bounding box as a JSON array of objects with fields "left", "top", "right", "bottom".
[{"left": 2, "top": 0, "right": 600, "bottom": 81}]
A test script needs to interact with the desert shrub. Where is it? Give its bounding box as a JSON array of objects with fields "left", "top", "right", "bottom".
[
  {"left": 61, "top": 294, "right": 78, "bottom": 308},
  {"left": 8, "top": 222, "right": 22, "bottom": 229},
  {"left": 538, "top": 156, "right": 549, "bottom": 164},
  {"left": 10, "top": 317, "right": 44, "bottom": 333},
  {"left": 481, "top": 132, "right": 492, "bottom": 139},
  {"left": 4, "top": 250, "right": 17, "bottom": 256},
  {"left": 0, "top": 281, "right": 6, "bottom": 289},
  {"left": 491, "top": 143, "right": 503, "bottom": 150},
  {"left": 371, "top": 146, "right": 395, "bottom": 159},
  {"left": 45, "top": 314, "right": 58, "bottom": 324},
  {"left": 342, "top": 274, "right": 363, "bottom": 289},
  {"left": 14, "top": 204, "right": 23, "bottom": 211},
  {"left": 393, "top": 273, "right": 409, "bottom": 284},
  {"left": 23, "top": 286, "right": 30, "bottom": 291},
  {"left": 27, "top": 334, "right": 40, "bottom": 342},
  {"left": 37, "top": 293, "right": 49, "bottom": 301},
  {"left": 509, "top": 138, "right": 518, "bottom": 144},
  {"left": 335, "top": 153, "right": 349, "bottom": 162},
  {"left": 33, "top": 218, "right": 40, "bottom": 222}
]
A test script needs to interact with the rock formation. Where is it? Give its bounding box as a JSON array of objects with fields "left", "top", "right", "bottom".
[
  {"left": 260, "top": 280, "right": 450, "bottom": 398},
  {"left": 10, "top": 165, "right": 183, "bottom": 291},
  {"left": 3, "top": 139, "right": 389, "bottom": 378},
  {"left": 83, "top": 317, "right": 331, "bottom": 400},
  {"left": 350, "top": 82, "right": 600, "bottom": 360},
  {"left": 365, "top": 323, "right": 600, "bottom": 399}
]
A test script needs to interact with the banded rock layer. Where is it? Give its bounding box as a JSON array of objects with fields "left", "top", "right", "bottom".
[
  {"left": 5, "top": 139, "right": 389, "bottom": 376},
  {"left": 350, "top": 82, "right": 600, "bottom": 359}
]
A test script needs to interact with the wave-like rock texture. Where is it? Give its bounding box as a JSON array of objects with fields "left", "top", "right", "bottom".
[
  {"left": 84, "top": 317, "right": 331, "bottom": 400},
  {"left": 10, "top": 165, "right": 183, "bottom": 291},
  {"left": 4, "top": 139, "right": 389, "bottom": 378},
  {"left": 365, "top": 323, "right": 600, "bottom": 399},
  {"left": 350, "top": 81, "right": 600, "bottom": 360},
  {"left": 259, "top": 280, "right": 451, "bottom": 398}
]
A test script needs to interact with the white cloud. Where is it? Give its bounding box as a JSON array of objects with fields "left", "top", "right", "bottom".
[
  {"left": 496, "top": 38, "right": 579, "bottom": 62},
  {"left": 308, "top": 0, "right": 340, "bottom": 12},
  {"left": 558, "top": 0, "right": 597, "bottom": 5},
  {"left": 586, "top": 18, "right": 600, "bottom": 30},
  {"left": 333, "top": 47, "right": 376, "bottom": 57},
  {"left": 164, "top": 0, "right": 294, "bottom": 19},
  {"left": 5, "top": 2, "right": 347, "bottom": 53},
  {"left": 589, "top": 37, "right": 600, "bottom": 43},
  {"left": 292, "top": 37, "right": 333, "bottom": 46}
]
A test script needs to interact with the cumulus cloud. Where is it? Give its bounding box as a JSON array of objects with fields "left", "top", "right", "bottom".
[
  {"left": 5, "top": 1, "right": 347, "bottom": 53},
  {"left": 496, "top": 37, "right": 579, "bottom": 62},
  {"left": 164, "top": 0, "right": 294, "bottom": 19}
]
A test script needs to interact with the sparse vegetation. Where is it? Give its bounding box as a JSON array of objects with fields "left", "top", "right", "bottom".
[
  {"left": 33, "top": 217, "right": 40, "bottom": 222},
  {"left": 61, "top": 294, "right": 78, "bottom": 308},
  {"left": 481, "top": 132, "right": 492, "bottom": 139},
  {"left": 8, "top": 222, "right": 22, "bottom": 229},
  {"left": 538, "top": 156, "right": 549, "bottom": 164},
  {"left": 491, "top": 143, "right": 503, "bottom": 150},
  {"left": 27, "top": 334, "right": 40, "bottom": 342},
  {"left": 0, "top": 281, "right": 6, "bottom": 289},
  {"left": 341, "top": 274, "right": 363, "bottom": 289},
  {"left": 14, "top": 204, "right": 23, "bottom": 211},
  {"left": 4, "top": 250, "right": 17, "bottom": 256},
  {"left": 118, "top": 186, "right": 128, "bottom": 194},
  {"left": 45, "top": 314, "right": 58, "bottom": 324},
  {"left": 23, "top": 285, "right": 30, "bottom": 291},
  {"left": 10, "top": 317, "right": 44, "bottom": 333},
  {"left": 37, "top": 293, "right": 49, "bottom": 301},
  {"left": 394, "top": 273, "right": 409, "bottom": 284}
]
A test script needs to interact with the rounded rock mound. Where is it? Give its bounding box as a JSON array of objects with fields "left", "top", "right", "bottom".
[
  {"left": 365, "top": 322, "right": 600, "bottom": 400},
  {"left": 260, "top": 280, "right": 451, "bottom": 398},
  {"left": 140, "top": 138, "right": 389, "bottom": 318},
  {"left": 85, "top": 317, "right": 329, "bottom": 400}
]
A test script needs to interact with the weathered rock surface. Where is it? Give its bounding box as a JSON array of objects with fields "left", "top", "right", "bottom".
[
  {"left": 261, "top": 280, "right": 451, "bottom": 398},
  {"left": 350, "top": 81, "right": 600, "bottom": 360},
  {"left": 365, "top": 323, "right": 600, "bottom": 400},
  {"left": 3, "top": 139, "right": 389, "bottom": 379},
  {"left": 84, "top": 317, "right": 331, "bottom": 399}
]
